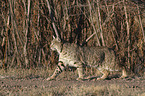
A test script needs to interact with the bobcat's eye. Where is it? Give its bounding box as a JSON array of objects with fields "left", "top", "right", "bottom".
[{"left": 50, "top": 43, "right": 56, "bottom": 50}]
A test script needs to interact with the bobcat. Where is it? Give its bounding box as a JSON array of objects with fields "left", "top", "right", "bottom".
[{"left": 46, "top": 37, "right": 127, "bottom": 81}]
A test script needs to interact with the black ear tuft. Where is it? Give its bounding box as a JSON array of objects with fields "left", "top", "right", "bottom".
[{"left": 57, "top": 38, "right": 61, "bottom": 42}]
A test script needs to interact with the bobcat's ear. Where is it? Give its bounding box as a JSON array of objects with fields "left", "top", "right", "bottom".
[
  {"left": 53, "top": 35, "right": 61, "bottom": 42},
  {"left": 53, "top": 36, "right": 56, "bottom": 39}
]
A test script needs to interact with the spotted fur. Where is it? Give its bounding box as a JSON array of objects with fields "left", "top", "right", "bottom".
[{"left": 46, "top": 37, "right": 127, "bottom": 81}]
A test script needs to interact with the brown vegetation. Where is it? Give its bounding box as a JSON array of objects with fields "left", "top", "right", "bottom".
[{"left": 0, "top": 0, "right": 145, "bottom": 75}]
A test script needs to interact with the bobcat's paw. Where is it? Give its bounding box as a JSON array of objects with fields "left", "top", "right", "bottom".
[
  {"left": 46, "top": 77, "right": 55, "bottom": 81},
  {"left": 97, "top": 77, "right": 105, "bottom": 80},
  {"left": 76, "top": 77, "right": 84, "bottom": 81},
  {"left": 118, "top": 75, "right": 128, "bottom": 80}
]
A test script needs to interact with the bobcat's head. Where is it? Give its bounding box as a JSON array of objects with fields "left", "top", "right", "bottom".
[{"left": 50, "top": 36, "right": 62, "bottom": 52}]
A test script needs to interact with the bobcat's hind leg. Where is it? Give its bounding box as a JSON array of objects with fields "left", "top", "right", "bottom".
[
  {"left": 97, "top": 69, "right": 110, "bottom": 80},
  {"left": 119, "top": 67, "right": 127, "bottom": 79},
  {"left": 76, "top": 64, "right": 84, "bottom": 81},
  {"left": 46, "top": 61, "right": 65, "bottom": 81}
]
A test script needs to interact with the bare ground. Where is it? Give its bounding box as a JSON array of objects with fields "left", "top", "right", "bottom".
[{"left": 0, "top": 69, "right": 145, "bottom": 96}]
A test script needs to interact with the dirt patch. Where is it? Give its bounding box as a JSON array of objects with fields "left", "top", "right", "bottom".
[
  {"left": 0, "top": 68, "right": 145, "bottom": 96},
  {"left": 0, "top": 76, "right": 145, "bottom": 96}
]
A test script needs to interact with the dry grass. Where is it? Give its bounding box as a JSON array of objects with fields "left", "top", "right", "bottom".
[
  {"left": 0, "top": 0, "right": 145, "bottom": 75},
  {"left": 0, "top": 68, "right": 50, "bottom": 79},
  {"left": 0, "top": 67, "right": 100, "bottom": 80}
]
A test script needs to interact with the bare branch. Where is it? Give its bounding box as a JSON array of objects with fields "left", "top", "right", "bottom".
[
  {"left": 9, "top": 0, "right": 21, "bottom": 66},
  {"left": 85, "top": 9, "right": 114, "bottom": 43},
  {"left": 97, "top": 0, "right": 105, "bottom": 46},
  {"left": 46, "top": 0, "right": 60, "bottom": 39},
  {"left": 137, "top": 4, "right": 145, "bottom": 42},
  {"left": 123, "top": 0, "right": 130, "bottom": 68},
  {"left": 87, "top": 0, "right": 101, "bottom": 46},
  {"left": 23, "top": 0, "right": 31, "bottom": 67}
]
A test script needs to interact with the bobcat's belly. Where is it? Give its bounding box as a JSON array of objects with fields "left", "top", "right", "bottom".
[{"left": 59, "top": 57, "right": 78, "bottom": 67}]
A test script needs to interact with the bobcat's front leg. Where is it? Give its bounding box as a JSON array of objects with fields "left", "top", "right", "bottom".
[{"left": 46, "top": 61, "right": 65, "bottom": 81}]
